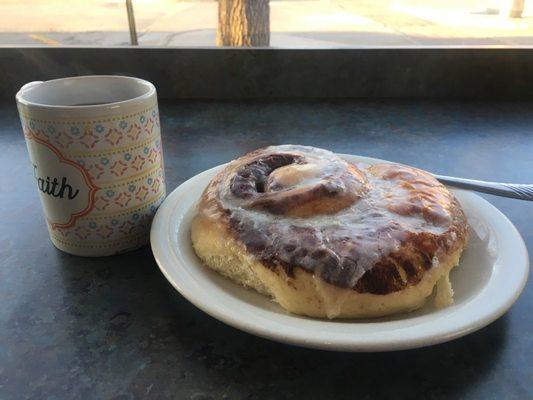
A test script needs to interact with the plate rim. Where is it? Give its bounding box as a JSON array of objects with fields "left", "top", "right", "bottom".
[{"left": 151, "top": 154, "right": 529, "bottom": 351}]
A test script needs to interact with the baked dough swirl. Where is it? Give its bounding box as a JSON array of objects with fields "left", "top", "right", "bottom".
[{"left": 191, "top": 145, "right": 468, "bottom": 318}]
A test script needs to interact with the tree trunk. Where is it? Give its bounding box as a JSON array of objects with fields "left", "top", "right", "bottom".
[
  {"left": 217, "top": 0, "right": 270, "bottom": 47},
  {"left": 506, "top": 0, "right": 525, "bottom": 17}
]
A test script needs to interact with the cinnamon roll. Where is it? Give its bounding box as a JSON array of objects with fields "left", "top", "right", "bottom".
[{"left": 191, "top": 145, "right": 468, "bottom": 319}]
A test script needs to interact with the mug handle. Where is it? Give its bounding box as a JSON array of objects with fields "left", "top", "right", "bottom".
[
  {"left": 19, "top": 81, "right": 44, "bottom": 91},
  {"left": 16, "top": 81, "right": 44, "bottom": 104}
]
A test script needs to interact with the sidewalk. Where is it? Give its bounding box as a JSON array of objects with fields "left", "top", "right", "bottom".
[{"left": 1, "top": 0, "right": 532, "bottom": 46}]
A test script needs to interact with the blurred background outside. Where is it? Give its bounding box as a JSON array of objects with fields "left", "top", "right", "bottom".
[{"left": 1, "top": 0, "right": 532, "bottom": 47}]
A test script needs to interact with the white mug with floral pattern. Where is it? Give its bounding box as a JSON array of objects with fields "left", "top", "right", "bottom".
[{"left": 16, "top": 76, "right": 166, "bottom": 256}]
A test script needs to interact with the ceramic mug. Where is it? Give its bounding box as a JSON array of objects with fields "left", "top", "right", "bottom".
[{"left": 16, "top": 75, "right": 166, "bottom": 256}]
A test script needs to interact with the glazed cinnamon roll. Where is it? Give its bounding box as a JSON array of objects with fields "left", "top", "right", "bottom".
[{"left": 191, "top": 145, "right": 468, "bottom": 319}]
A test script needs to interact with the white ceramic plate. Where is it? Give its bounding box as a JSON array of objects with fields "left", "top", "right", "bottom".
[{"left": 151, "top": 154, "right": 529, "bottom": 352}]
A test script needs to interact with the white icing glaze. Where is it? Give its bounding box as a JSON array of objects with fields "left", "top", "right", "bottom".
[{"left": 200, "top": 145, "right": 467, "bottom": 292}]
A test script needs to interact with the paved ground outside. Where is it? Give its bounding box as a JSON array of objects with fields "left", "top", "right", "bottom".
[{"left": 1, "top": 0, "right": 532, "bottom": 46}]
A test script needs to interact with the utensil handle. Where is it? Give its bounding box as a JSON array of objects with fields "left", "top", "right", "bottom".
[{"left": 434, "top": 175, "right": 533, "bottom": 201}]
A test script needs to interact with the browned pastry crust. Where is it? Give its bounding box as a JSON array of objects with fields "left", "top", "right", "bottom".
[{"left": 191, "top": 145, "right": 469, "bottom": 318}]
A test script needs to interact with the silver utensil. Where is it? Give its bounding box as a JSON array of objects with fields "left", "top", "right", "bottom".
[{"left": 434, "top": 175, "right": 533, "bottom": 201}]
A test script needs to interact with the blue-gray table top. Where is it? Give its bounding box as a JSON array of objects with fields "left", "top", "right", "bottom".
[{"left": 0, "top": 100, "right": 531, "bottom": 400}]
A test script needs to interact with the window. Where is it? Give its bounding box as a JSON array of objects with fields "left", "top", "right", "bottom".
[{"left": 1, "top": 0, "right": 532, "bottom": 47}]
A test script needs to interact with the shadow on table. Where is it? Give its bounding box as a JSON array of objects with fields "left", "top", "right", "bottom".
[
  {"left": 175, "top": 314, "right": 508, "bottom": 399},
  {"left": 162, "top": 276, "right": 509, "bottom": 399}
]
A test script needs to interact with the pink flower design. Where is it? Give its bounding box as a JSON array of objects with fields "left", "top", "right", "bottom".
[
  {"left": 114, "top": 192, "right": 132, "bottom": 208},
  {"left": 110, "top": 160, "right": 128, "bottom": 177},
  {"left": 147, "top": 148, "right": 158, "bottom": 164},
  {"left": 119, "top": 221, "right": 135, "bottom": 235},
  {"left": 55, "top": 131, "right": 74, "bottom": 148},
  {"left": 144, "top": 117, "right": 155, "bottom": 135},
  {"left": 126, "top": 124, "right": 142, "bottom": 141},
  {"left": 74, "top": 226, "right": 90, "bottom": 239},
  {"left": 130, "top": 155, "right": 146, "bottom": 171},
  {"left": 94, "top": 196, "right": 111, "bottom": 211},
  {"left": 80, "top": 128, "right": 100, "bottom": 149},
  {"left": 87, "top": 164, "right": 105, "bottom": 180},
  {"left": 135, "top": 185, "right": 149, "bottom": 201},
  {"left": 151, "top": 178, "right": 161, "bottom": 193},
  {"left": 105, "top": 128, "right": 123, "bottom": 146},
  {"left": 96, "top": 225, "right": 113, "bottom": 239}
]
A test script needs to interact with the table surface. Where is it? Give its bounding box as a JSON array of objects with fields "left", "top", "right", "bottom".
[{"left": 0, "top": 100, "right": 531, "bottom": 400}]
